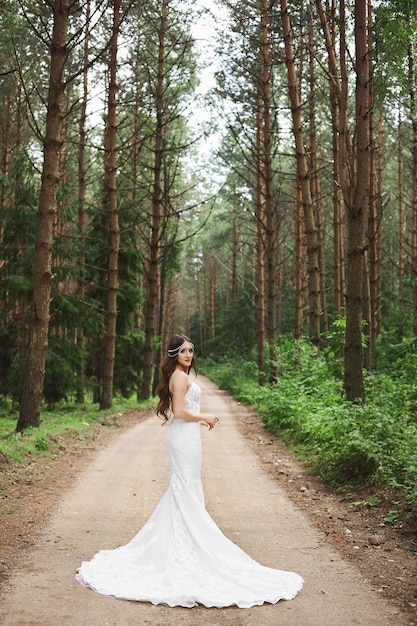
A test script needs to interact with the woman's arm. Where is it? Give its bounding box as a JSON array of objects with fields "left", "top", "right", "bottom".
[{"left": 170, "top": 371, "right": 218, "bottom": 429}]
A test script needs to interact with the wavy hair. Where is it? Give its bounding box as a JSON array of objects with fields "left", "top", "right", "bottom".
[{"left": 155, "top": 334, "right": 197, "bottom": 421}]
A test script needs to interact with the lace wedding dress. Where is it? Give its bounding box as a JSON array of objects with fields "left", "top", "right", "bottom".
[{"left": 76, "top": 382, "right": 304, "bottom": 607}]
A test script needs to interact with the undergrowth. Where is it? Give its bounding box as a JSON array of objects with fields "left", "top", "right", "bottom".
[{"left": 201, "top": 335, "right": 417, "bottom": 520}]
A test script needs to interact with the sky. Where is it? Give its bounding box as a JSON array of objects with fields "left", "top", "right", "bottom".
[
  {"left": 188, "top": 1, "right": 229, "bottom": 168},
  {"left": 84, "top": 1, "right": 228, "bottom": 189}
]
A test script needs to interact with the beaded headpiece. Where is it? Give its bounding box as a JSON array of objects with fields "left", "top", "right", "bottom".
[{"left": 167, "top": 340, "right": 194, "bottom": 358}]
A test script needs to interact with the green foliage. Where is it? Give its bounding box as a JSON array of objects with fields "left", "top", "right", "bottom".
[
  {"left": 34, "top": 433, "right": 50, "bottom": 451},
  {"left": 199, "top": 354, "right": 259, "bottom": 402},
  {"left": 0, "top": 395, "right": 155, "bottom": 464},
  {"left": 1, "top": 275, "right": 32, "bottom": 298},
  {"left": 113, "top": 330, "right": 145, "bottom": 398},
  {"left": 44, "top": 342, "right": 79, "bottom": 407},
  {"left": 374, "top": 0, "right": 417, "bottom": 105},
  {"left": 373, "top": 331, "right": 417, "bottom": 384},
  {"left": 203, "top": 336, "right": 417, "bottom": 519}
]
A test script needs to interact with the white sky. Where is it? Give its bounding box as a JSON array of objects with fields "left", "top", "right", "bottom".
[{"left": 188, "top": 1, "right": 229, "bottom": 160}]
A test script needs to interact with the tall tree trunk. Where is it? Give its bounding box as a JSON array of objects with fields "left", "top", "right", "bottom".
[
  {"left": 316, "top": 159, "right": 328, "bottom": 332},
  {"left": 316, "top": 0, "right": 345, "bottom": 315},
  {"left": 339, "top": 0, "right": 355, "bottom": 203},
  {"left": 362, "top": 249, "right": 371, "bottom": 372},
  {"left": 376, "top": 107, "right": 383, "bottom": 338},
  {"left": 100, "top": 0, "right": 121, "bottom": 410},
  {"left": 344, "top": 0, "right": 370, "bottom": 402},
  {"left": 76, "top": 0, "right": 91, "bottom": 404},
  {"left": 409, "top": 40, "right": 417, "bottom": 332},
  {"left": 231, "top": 218, "right": 238, "bottom": 341},
  {"left": 140, "top": 0, "right": 167, "bottom": 399},
  {"left": 316, "top": 0, "right": 367, "bottom": 398},
  {"left": 256, "top": 89, "right": 266, "bottom": 382},
  {"left": 152, "top": 260, "right": 166, "bottom": 397},
  {"left": 197, "top": 267, "right": 205, "bottom": 357},
  {"left": 294, "top": 180, "right": 304, "bottom": 339},
  {"left": 365, "top": 0, "right": 376, "bottom": 367},
  {"left": 398, "top": 113, "right": 404, "bottom": 312},
  {"left": 308, "top": 16, "right": 328, "bottom": 333},
  {"left": 280, "top": 0, "right": 321, "bottom": 346},
  {"left": 260, "top": 0, "right": 276, "bottom": 343},
  {"left": 132, "top": 53, "right": 145, "bottom": 375},
  {"left": 17, "top": 0, "right": 70, "bottom": 432},
  {"left": 0, "top": 84, "right": 12, "bottom": 212},
  {"left": 209, "top": 254, "right": 216, "bottom": 339},
  {"left": 162, "top": 279, "right": 176, "bottom": 347},
  {"left": 276, "top": 244, "right": 286, "bottom": 335}
]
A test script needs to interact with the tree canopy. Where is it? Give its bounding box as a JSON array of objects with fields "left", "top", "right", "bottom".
[{"left": 0, "top": 0, "right": 416, "bottom": 423}]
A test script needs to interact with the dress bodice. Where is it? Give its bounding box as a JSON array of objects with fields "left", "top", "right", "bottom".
[{"left": 183, "top": 381, "right": 201, "bottom": 415}]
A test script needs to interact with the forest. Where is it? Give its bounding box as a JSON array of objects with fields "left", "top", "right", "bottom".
[{"left": 0, "top": 0, "right": 416, "bottom": 518}]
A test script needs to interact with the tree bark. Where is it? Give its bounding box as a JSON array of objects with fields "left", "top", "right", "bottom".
[
  {"left": 316, "top": 0, "right": 345, "bottom": 315},
  {"left": 398, "top": 113, "right": 404, "bottom": 309},
  {"left": 231, "top": 217, "right": 238, "bottom": 341},
  {"left": 344, "top": 0, "right": 370, "bottom": 402},
  {"left": 152, "top": 259, "right": 167, "bottom": 397},
  {"left": 376, "top": 107, "right": 383, "bottom": 338},
  {"left": 17, "top": 0, "right": 70, "bottom": 431},
  {"left": 308, "top": 17, "right": 328, "bottom": 333},
  {"left": 280, "top": 0, "right": 321, "bottom": 346},
  {"left": 140, "top": 0, "right": 167, "bottom": 400},
  {"left": 294, "top": 179, "right": 304, "bottom": 339},
  {"left": 260, "top": 0, "right": 276, "bottom": 343},
  {"left": 76, "top": 0, "right": 91, "bottom": 404},
  {"left": 197, "top": 266, "right": 205, "bottom": 357},
  {"left": 256, "top": 88, "right": 266, "bottom": 382},
  {"left": 408, "top": 40, "right": 417, "bottom": 332},
  {"left": 365, "top": 0, "right": 377, "bottom": 367},
  {"left": 0, "top": 84, "right": 12, "bottom": 211},
  {"left": 100, "top": 0, "right": 121, "bottom": 410}
]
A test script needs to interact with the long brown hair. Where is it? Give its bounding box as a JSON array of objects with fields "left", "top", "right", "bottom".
[{"left": 155, "top": 334, "right": 197, "bottom": 421}]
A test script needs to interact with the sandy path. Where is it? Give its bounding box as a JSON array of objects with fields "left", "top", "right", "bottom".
[{"left": 0, "top": 376, "right": 406, "bottom": 626}]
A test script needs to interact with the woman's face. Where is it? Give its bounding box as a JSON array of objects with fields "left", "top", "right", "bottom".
[{"left": 176, "top": 342, "right": 194, "bottom": 372}]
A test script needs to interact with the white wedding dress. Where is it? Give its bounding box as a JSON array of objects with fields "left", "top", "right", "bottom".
[{"left": 76, "top": 382, "right": 304, "bottom": 607}]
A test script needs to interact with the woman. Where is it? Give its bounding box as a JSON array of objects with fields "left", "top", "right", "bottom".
[{"left": 76, "top": 333, "right": 303, "bottom": 607}]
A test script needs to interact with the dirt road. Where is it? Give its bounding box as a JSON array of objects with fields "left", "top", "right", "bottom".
[{"left": 0, "top": 377, "right": 406, "bottom": 625}]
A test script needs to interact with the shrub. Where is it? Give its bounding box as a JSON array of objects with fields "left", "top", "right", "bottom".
[{"left": 202, "top": 336, "right": 417, "bottom": 517}]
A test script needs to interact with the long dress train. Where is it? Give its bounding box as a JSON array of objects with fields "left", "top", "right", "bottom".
[{"left": 75, "top": 382, "right": 304, "bottom": 608}]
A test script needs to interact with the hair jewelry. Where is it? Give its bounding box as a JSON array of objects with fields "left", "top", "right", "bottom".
[{"left": 167, "top": 341, "right": 194, "bottom": 358}]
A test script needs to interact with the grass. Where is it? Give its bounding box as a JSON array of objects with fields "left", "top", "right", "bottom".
[{"left": 0, "top": 395, "right": 155, "bottom": 465}]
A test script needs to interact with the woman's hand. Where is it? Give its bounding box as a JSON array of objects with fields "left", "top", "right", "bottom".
[{"left": 200, "top": 415, "right": 219, "bottom": 430}]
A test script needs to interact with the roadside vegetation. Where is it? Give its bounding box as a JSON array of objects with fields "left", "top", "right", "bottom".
[
  {"left": 1, "top": 329, "right": 416, "bottom": 525},
  {"left": 200, "top": 333, "right": 417, "bottom": 522},
  {"left": 0, "top": 397, "right": 154, "bottom": 465}
]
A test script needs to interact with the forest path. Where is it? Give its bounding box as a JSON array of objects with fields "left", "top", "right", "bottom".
[{"left": 0, "top": 376, "right": 406, "bottom": 626}]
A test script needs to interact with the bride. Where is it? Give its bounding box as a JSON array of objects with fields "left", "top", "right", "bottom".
[{"left": 76, "top": 333, "right": 304, "bottom": 608}]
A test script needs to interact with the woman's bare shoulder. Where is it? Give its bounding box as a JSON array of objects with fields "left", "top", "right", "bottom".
[{"left": 169, "top": 369, "right": 188, "bottom": 392}]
